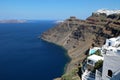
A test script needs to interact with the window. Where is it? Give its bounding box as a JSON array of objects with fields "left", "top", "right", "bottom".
[
  {"left": 108, "top": 70, "right": 113, "bottom": 77},
  {"left": 88, "top": 59, "right": 94, "bottom": 65},
  {"left": 117, "top": 50, "right": 120, "bottom": 53},
  {"left": 108, "top": 42, "right": 111, "bottom": 46}
]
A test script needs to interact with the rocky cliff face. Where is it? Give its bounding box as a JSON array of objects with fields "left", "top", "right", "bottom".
[{"left": 41, "top": 10, "right": 120, "bottom": 79}]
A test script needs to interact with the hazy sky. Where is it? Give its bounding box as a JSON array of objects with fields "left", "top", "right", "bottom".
[{"left": 0, "top": 0, "right": 120, "bottom": 20}]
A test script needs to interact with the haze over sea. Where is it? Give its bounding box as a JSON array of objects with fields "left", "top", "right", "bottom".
[{"left": 0, "top": 21, "right": 70, "bottom": 80}]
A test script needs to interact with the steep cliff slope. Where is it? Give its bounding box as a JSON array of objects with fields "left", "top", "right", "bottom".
[{"left": 41, "top": 9, "right": 120, "bottom": 79}]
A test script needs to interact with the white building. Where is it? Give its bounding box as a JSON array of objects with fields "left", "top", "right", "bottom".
[
  {"left": 94, "top": 9, "right": 120, "bottom": 16},
  {"left": 100, "top": 36, "right": 120, "bottom": 80},
  {"left": 82, "top": 55, "right": 103, "bottom": 80},
  {"left": 87, "top": 55, "right": 103, "bottom": 67},
  {"left": 82, "top": 36, "right": 120, "bottom": 80},
  {"left": 104, "top": 36, "right": 120, "bottom": 47}
]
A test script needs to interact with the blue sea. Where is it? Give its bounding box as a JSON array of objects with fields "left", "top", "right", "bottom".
[{"left": 0, "top": 21, "right": 70, "bottom": 80}]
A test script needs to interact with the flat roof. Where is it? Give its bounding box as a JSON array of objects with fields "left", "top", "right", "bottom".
[{"left": 87, "top": 55, "right": 103, "bottom": 62}]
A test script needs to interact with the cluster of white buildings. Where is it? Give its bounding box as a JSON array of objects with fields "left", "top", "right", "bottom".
[
  {"left": 82, "top": 36, "right": 120, "bottom": 80},
  {"left": 94, "top": 9, "right": 120, "bottom": 16}
]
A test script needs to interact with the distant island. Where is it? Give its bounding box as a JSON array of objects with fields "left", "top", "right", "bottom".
[
  {"left": 0, "top": 19, "right": 27, "bottom": 23},
  {"left": 41, "top": 9, "right": 120, "bottom": 80}
]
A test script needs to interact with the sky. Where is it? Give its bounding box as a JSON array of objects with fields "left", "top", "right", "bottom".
[{"left": 0, "top": 0, "right": 120, "bottom": 20}]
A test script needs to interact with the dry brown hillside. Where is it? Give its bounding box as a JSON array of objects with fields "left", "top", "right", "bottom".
[{"left": 41, "top": 11, "right": 120, "bottom": 80}]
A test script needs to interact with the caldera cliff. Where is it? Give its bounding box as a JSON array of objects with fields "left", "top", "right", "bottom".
[{"left": 41, "top": 9, "right": 120, "bottom": 80}]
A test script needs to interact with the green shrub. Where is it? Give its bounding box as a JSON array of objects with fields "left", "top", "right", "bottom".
[
  {"left": 95, "top": 50, "right": 102, "bottom": 56},
  {"left": 92, "top": 60, "right": 103, "bottom": 73}
]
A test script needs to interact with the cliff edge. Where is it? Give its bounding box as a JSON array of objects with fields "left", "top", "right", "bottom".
[{"left": 41, "top": 9, "right": 120, "bottom": 80}]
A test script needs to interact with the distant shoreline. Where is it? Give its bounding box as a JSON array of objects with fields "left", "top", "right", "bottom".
[{"left": 0, "top": 19, "right": 27, "bottom": 23}]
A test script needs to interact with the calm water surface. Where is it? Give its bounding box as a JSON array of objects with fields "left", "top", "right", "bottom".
[{"left": 0, "top": 21, "right": 70, "bottom": 80}]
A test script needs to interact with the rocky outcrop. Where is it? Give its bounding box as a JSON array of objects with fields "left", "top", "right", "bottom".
[{"left": 41, "top": 10, "right": 120, "bottom": 79}]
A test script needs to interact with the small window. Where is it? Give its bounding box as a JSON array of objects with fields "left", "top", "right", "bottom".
[
  {"left": 117, "top": 50, "right": 120, "bottom": 53},
  {"left": 108, "top": 70, "right": 112, "bottom": 77},
  {"left": 88, "top": 60, "right": 94, "bottom": 65},
  {"left": 108, "top": 42, "right": 111, "bottom": 46}
]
